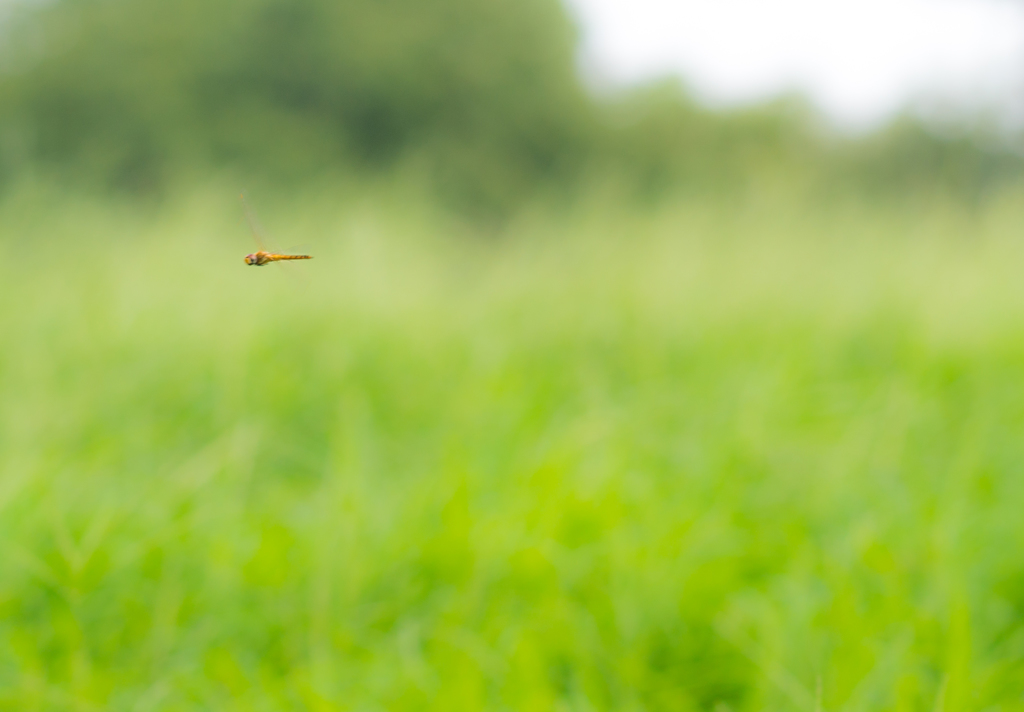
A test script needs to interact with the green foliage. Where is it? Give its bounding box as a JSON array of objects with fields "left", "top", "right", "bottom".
[
  {"left": 2, "top": 0, "right": 1022, "bottom": 215},
  {"left": 828, "top": 117, "right": 1024, "bottom": 205},
  {"left": 0, "top": 0, "right": 593, "bottom": 212},
  {"left": 592, "top": 83, "right": 823, "bottom": 200},
  {"left": 2, "top": 186, "right": 1024, "bottom": 707},
  {"left": 591, "top": 81, "right": 1024, "bottom": 207}
]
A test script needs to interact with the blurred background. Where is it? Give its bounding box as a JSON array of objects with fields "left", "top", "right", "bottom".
[
  {"left": 2, "top": 0, "right": 1024, "bottom": 212},
  {"left": 3, "top": 0, "right": 1024, "bottom": 709}
]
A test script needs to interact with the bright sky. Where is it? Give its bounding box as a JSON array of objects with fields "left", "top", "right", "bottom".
[{"left": 565, "top": 0, "right": 1024, "bottom": 128}]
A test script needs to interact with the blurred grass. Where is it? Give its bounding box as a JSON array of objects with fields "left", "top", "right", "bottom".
[{"left": 3, "top": 184, "right": 1024, "bottom": 710}]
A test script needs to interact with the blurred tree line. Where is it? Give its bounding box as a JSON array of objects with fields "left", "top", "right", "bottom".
[{"left": 0, "top": 0, "right": 1020, "bottom": 215}]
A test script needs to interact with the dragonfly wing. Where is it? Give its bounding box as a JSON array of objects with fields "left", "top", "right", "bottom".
[{"left": 240, "top": 192, "right": 269, "bottom": 252}]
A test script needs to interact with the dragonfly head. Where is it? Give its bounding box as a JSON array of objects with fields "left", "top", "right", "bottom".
[{"left": 244, "top": 253, "right": 258, "bottom": 266}]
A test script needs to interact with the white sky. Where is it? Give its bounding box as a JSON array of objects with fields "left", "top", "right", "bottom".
[{"left": 565, "top": 0, "right": 1024, "bottom": 128}]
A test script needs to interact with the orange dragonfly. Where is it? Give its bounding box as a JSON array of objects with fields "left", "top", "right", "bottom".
[{"left": 240, "top": 193, "right": 313, "bottom": 267}]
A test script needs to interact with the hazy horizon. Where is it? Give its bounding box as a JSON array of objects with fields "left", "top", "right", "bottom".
[{"left": 566, "top": 0, "right": 1024, "bottom": 129}]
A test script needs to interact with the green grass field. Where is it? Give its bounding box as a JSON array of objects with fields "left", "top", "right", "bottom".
[{"left": 3, "top": 184, "right": 1024, "bottom": 710}]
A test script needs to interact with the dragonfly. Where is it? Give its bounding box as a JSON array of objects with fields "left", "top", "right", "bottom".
[{"left": 240, "top": 193, "right": 313, "bottom": 267}]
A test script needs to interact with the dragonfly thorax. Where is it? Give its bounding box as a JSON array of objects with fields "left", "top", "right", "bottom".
[{"left": 244, "top": 251, "right": 271, "bottom": 266}]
